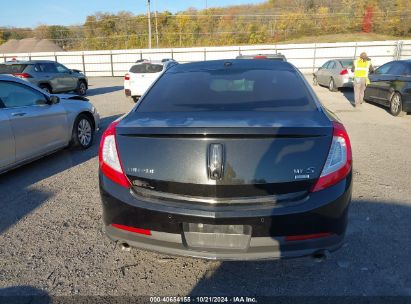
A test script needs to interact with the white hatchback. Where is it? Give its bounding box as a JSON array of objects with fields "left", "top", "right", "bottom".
[{"left": 124, "top": 59, "right": 176, "bottom": 102}]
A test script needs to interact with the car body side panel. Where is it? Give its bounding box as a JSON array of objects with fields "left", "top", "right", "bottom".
[
  {"left": 365, "top": 75, "right": 384, "bottom": 103},
  {"left": 375, "top": 75, "right": 395, "bottom": 104},
  {"left": 3, "top": 104, "right": 69, "bottom": 162},
  {"left": 0, "top": 111, "right": 15, "bottom": 169},
  {"left": 59, "top": 99, "right": 100, "bottom": 138},
  {"left": 57, "top": 73, "right": 78, "bottom": 92},
  {"left": 318, "top": 63, "right": 330, "bottom": 85},
  {"left": 398, "top": 76, "right": 411, "bottom": 112},
  {"left": 23, "top": 65, "right": 56, "bottom": 92}
]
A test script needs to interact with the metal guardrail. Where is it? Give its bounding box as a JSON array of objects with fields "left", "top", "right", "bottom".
[{"left": 1, "top": 40, "right": 409, "bottom": 76}]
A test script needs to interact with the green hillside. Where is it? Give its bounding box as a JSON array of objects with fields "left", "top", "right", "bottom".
[{"left": 0, "top": 0, "right": 409, "bottom": 51}]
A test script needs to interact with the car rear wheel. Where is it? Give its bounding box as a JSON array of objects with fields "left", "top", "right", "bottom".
[
  {"left": 39, "top": 84, "right": 52, "bottom": 94},
  {"left": 76, "top": 81, "right": 87, "bottom": 96},
  {"left": 328, "top": 78, "right": 337, "bottom": 92},
  {"left": 390, "top": 92, "right": 406, "bottom": 117},
  {"left": 313, "top": 76, "right": 318, "bottom": 86},
  {"left": 70, "top": 114, "right": 94, "bottom": 149}
]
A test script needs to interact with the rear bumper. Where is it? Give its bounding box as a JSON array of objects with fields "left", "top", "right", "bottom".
[
  {"left": 336, "top": 76, "right": 353, "bottom": 88},
  {"left": 99, "top": 173, "right": 352, "bottom": 260},
  {"left": 104, "top": 224, "right": 344, "bottom": 260}
]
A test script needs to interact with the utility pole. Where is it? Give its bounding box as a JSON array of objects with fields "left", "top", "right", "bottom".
[
  {"left": 147, "top": 0, "right": 152, "bottom": 49},
  {"left": 154, "top": 0, "right": 159, "bottom": 47}
]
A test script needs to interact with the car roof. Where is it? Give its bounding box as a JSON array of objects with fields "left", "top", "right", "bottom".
[
  {"left": 237, "top": 53, "right": 286, "bottom": 58},
  {"left": 136, "top": 60, "right": 163, "bottom": 64},
  {"left": 1, "top": 60, "right": 57, "bottom": 65},
  {"left": 134, "top": 59, "right": 175, "bottom": 65},
  {"left": 377, "top": 60, "right": 411, "bottom": 67},
  {"left": 166, "top": 59, "right": 296, "bottom": 73},
  {"left": 0, "top": 74, "right": 50, "bottom": 94}
]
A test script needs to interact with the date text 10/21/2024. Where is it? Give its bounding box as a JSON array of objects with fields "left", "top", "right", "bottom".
[{"left": 149, "top": 296, "right": 258, "bottom": 303}]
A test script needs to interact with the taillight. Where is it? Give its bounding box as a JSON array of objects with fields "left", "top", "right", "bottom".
[
  {"left": 111, "top": 224, "right": 151, "bottom": 236},
  {"left": 311, "top": 122, "right": 352, "bottom": 192},
  {"left": 254, "top": 55, "right": 267, "bottom": 59},
  {"left": 339, "top": 69, "right": 349, "bottom": 75},
  {"left": 285, "top": 232, "right": 333, "bottom": 242},
  {"left": 99, "top": 120, "right": 130, "bottom": 188},
  {"left": 124, "top": 73, "right": 130, "bottom": 81},
  {"left": 13, "top": 73, "right": 32, "bottom": 78}
]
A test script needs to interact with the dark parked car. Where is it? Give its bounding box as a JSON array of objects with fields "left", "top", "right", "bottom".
[
  {"left": 99, "top": 59, "right": 352, "bottom": 260},
  {"left": 364, "top": 59, "right": 411, "bottom": 116},
  {"left": 0, "top": 60, "right": 88, "bottom": 95}
]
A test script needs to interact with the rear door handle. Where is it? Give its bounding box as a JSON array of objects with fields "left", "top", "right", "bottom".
[{"left": 11, "top": 112, "right": 27, "bottom": 117}]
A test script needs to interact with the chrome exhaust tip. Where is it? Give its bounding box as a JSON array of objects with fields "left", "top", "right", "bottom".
[{"left": 120, "top": 242, "right": 131, "bottom": 252}]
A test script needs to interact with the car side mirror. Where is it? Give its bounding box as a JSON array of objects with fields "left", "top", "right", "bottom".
[{"left": 48, "top": 95, "right": 60, "bottom": 105}]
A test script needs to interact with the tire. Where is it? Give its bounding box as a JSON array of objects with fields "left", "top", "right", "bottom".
[
  {"left": 389, "top": 92, "right": 406, "bottom": 117},
  {"left": 70, "top": 114, "right": 94, "bottom": 149},
  {"left": 39, "top": 84, "right": 52, "bottom": 94},
  {"left": 76, "top": 80, "right": 87, "bottom": 96},
  {"left": 328, "top": 78, "right": 337, "bottom": 92},
  {"left": 132, "top": 96, "right": 140, "bottom": 103},
  {"left": 313, "top": 76, "right": 318, "bottom": 86}
]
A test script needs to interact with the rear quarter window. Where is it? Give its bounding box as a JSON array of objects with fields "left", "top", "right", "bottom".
[
  {"left": 0, "top": 64, "right": 28, "bottom": 74},
  {"left": 130, "top": 63, "right": 163, "bottom": 74},
  {"left": 137, "top": 68, "right": 317, "bottom": 112}
]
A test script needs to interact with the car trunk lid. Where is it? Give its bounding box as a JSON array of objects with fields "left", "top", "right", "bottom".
[{"left": 116, "top": 111, "right": 332, "bottom": 200}]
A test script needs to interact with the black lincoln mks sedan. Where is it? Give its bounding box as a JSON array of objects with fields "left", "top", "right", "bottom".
[{"left": 99, "top": 59, "right": 352, "bottom": 260}]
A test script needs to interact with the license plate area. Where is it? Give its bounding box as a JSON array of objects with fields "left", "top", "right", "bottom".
[{"left": 183, "top": 223, "right": 252, "bottom": 251}]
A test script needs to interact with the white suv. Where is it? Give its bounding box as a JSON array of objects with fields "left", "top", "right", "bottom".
[{"left": 124, "top": 59, "right": 177, "bottom": 102}]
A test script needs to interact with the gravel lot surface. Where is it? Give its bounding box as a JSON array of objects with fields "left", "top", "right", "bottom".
[{"left": 1, "top": 77, "right": 410, "bottom": 298}]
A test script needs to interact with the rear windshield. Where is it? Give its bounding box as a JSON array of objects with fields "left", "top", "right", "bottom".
[
  {"left": 0, "top": 64, "right": 28, "bottom": 74},
  {"left": 137, "top": 68, "right": 317, "bottom": 112},
  {"left": 130, "top": 63, "right": 163, "bottom": 74},
  {"left": 339, "top": 60, "right": 353, "bottom": 68}
]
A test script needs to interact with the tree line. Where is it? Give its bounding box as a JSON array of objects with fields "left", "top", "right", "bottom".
[{"left": 0, "top": 0, "right": 410, "bottom": 51}]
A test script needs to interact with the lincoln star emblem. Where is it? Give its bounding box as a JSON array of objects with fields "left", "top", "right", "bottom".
[{"left": 208, "top": 144, "right": 224, "bottom": 180}]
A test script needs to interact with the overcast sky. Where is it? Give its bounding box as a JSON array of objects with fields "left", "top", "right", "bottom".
[{"left": 1, "top": 0, "right": 263, "bottom": 28}]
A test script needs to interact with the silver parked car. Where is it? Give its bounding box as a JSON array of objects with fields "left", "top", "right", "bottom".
[
  {"left": 0, "top": 75, "right": 100, "bottom": 174},
  {"left": 0, "top": 60, "right": 88, "bottom": 95},
  {"left": 313, "top": 59, "right": 354, "bottom": 91}
]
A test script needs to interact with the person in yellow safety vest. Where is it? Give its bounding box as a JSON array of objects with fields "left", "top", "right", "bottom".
[{"left": 351, "top": 52, "right": 374, "bottom": 107}]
